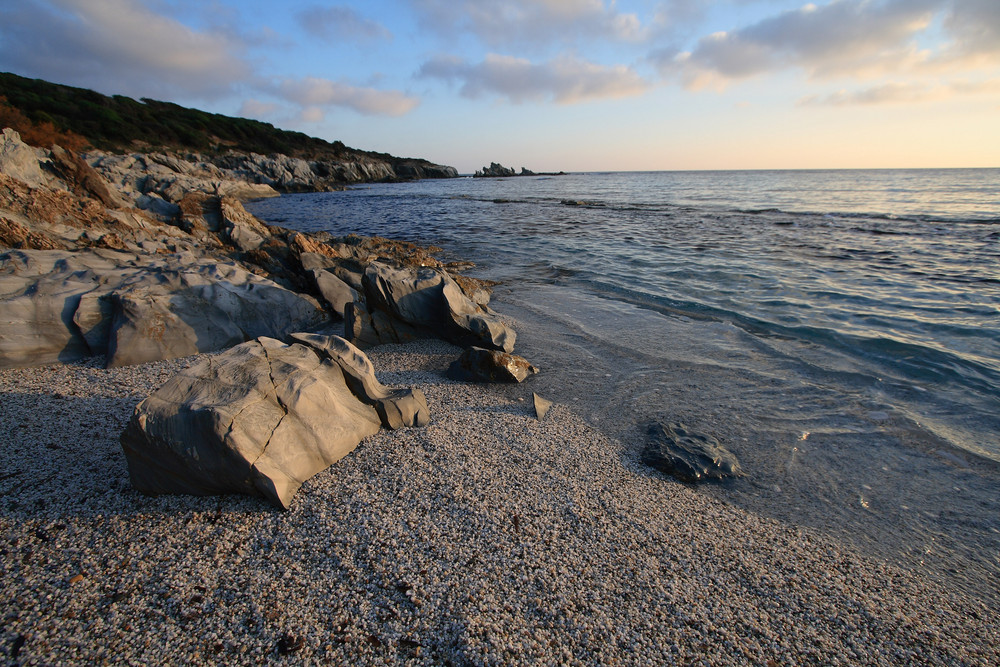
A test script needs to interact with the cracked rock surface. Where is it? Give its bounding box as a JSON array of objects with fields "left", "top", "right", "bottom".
[{"left": 119, "top": 335, "right": 424, "bottom": 509}]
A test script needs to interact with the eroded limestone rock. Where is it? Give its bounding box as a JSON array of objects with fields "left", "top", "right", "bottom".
[{"left": 120, "top": 337, "right": 387, "bottom": 509}]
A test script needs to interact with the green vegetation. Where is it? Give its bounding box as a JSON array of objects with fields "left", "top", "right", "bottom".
[{"left": 0, "top": 72, "right": 407, "bottom": 163}]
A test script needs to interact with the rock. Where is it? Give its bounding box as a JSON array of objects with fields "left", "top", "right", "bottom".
[
  {"left": 643, "top": 421, "right": 743, "bottom": 483},
  {"left": 361, "top": 262, "right": 515, "bottom": 352},
  {"left": 533, "top": 393, "right": 553, "bottom": 420},
  {"left": 0, "top": 128, "right": 46, "bottom": 188},
  {"left": 219, "top": 196, "right": 270, "bottom": 251},
  {"left": 344, "top": 300, "right": 424, "bottom": 349},
  {"left": 48, "top": 145, "right": 128, "bottom": 209},
  {"left": 447, "top": 347, "right": 538, "bottom": 383},
  {"left": 120, "top": 337, "right": 386, "bottom": 509},
  {"left": 104, "top": 262, "right": 327, "bottom": 367},
  {"left": 0, "top": 248, "right": 328, "bottom": 368},
  {"left": 312, "top": 269, "right": 358, "bottom": 318},
  {"left": 290, "top": 333, "right": 429, "bottom": 429}
]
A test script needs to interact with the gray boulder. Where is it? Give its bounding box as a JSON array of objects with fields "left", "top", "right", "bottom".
[
  {"left": 219, "top": 196, "right": 270, "bottom": 251},
  {"left": 121, "top": 336, "right": 407, "bottom": 509},
  {"left": 447, "top": 346, "right": 538, "bottom": 383},
  {"left": 360, "top": 262, "right": 515, "bottom": 352},
  {"left": 643, "top": 421, "right": 744, "bottom": 483},
  {"left": 312, "top": 270, "right": 358, "bottom": 318}
]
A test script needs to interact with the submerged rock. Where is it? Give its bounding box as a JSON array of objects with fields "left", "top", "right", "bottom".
[{"left": 643, "top": 421, "right": 743, "bottom": 483}]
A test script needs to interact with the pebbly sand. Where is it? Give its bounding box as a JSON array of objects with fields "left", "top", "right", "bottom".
[{"left": 1, "top": 338, "right": 999, "bottom": 665}]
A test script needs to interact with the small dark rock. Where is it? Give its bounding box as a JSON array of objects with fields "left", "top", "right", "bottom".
[
  {"left": 643, "top": 421, "right": 743, "bottom": 482},
  {"left": 277, "top": 632, "right": 304, "bottom": 654},
  {"left": 447, "top": 347, "right": 538, "bottom": 383}
]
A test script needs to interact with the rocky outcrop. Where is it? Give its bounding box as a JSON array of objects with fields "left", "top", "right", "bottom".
[
  {"left": 354, "top": 262, "right": 515, "bottom": 352},
  {"left": 120, "top": 335, "right": 429, "bottom": 509},
  {"left": 473, "top": 162, "right": 564, "bottom": 178},
  {"left": 87, "top": 149, "right": 458, "bottom": 219},
  {"left": 447, "top": 347, "right": 538, "bottom": 383},
  {"left": 0, "top": 248, "right": 327, "bottom": 368},
  {"left": 643, "top": 422, "right": 743, "bottom": 483},
  {"left": 0, "top": 128, "right": 527, "bottom": 376}
]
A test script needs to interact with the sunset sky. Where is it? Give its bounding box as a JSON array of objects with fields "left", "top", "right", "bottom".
[{"left": 2, "top": 0, "right": 998, "bottom": 173}]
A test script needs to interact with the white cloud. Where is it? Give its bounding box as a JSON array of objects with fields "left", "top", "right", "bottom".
[
  {"left": 0, "top": 0, "right": 251, "bottom": 99},
  {"left": 296, "top": 5, "right": 392, "bottom": 43},
  {"left": 799, "top": 77, "right": 1000, "bottom": 106},
  {"left": 238, "top": 99, "right": 281, "bottom": 118},
  {"left": 0, "top": 0, "right": 420, "bottom": 120},
  {"left": 267, "top": 77, "right": 420, "bottom": 117},
  {"left": 411, "top": 0, "right": 647, "bottom": 49},
  {"left": 419, "top": 53, "right": 649, "bottom": 104},
  {"left": 655, "top": 0, "right": 941, "bottom": 90}
]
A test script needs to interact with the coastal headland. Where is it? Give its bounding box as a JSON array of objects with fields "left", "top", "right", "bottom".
[{"left": 1, "top": 81, "right": 998, "bottom": 663}]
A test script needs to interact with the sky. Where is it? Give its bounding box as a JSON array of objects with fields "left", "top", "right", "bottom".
[{"left": 1, "top": 0, "right": 998, "bottom": 173}]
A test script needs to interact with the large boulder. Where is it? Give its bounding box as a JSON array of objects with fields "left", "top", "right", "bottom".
[
  {"left": 359, "top": 262, "right": 515, "bottom": 352},
  {"left": 121, "top": 336, "right": 424, "bottom": 509}
]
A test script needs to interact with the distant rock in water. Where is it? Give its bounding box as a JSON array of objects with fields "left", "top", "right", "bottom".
[
  {"left": 474, "top": 162, "right": 565, "bottom": 178},
  {"left": 643, "top": 421, "right": 743, "bottom": 483}
]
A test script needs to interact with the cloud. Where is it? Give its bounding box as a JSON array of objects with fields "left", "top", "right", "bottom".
[
  {"left": 266, "top": 77, "right": 420, "bottom": 117},
  {"left": 238, "top": 99, "right": 281, "bottom": 118},
  {"left": 419, "top": 53, "right": 649, "bottom": 104},
  {"left": 411, "top": 0, "right": 647, "bottom": 49},
  {"left": 655, "top": 0, "right": 940, "bottom": 89},
  {"left": 0, "top": 0, "right": 251, "bottom": 99},
  {"left": 296, "top": 5, "right": 392, "bottom": 43},
  {"left": 0, "top": 0, "right": 420, "bottom": 121},
  {"left": 799, "top": 78, "right": 1000, "bottom": 106},
  {"left": 937, "top": 0, "right": 1000, "bottom": 66}
]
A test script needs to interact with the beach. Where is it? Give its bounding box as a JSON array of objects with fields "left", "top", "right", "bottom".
[{"left": 2, "top": 337, "right": 998, "bottom": 665}]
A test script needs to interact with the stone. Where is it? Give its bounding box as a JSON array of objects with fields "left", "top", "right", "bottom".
[
  {"left": 643, "top": 421, "right": 743, "bottom": 483},
  {"left": 219, "top": 196, "right": 270, "bottom": 252},
  {"left": 533, "top": 393, "right": 553, "bottom": 420},
  {"left": 104, "top": 262, "right": 327, "bottom": 367},
  {"left": 120, "top": 337, "right": 385, "bottom": 509},
  {"left": 0, "top": 129, "right": 46, "bottom": 188},
  {"left": 48, "top": 145, "right": 128, "bottom": 209},
  {"left": 312, "top": 269, "right": 358, "bottom": 318},
  {"left": 447, "top": 347, "right": 538, "bottom": 383},
  {"left": 361, "top": 262, "right": 515, "bottom": 352},
  {"left": 290, "top": 333, "right": 430, "bottom": 429},
  {"left": 0, "top": 248, "right": 327, "bottom": 368}
]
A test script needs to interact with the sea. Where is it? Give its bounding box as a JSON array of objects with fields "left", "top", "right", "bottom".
[{"left": 248, "top": 168, "right": 1000, "bottom": 607}]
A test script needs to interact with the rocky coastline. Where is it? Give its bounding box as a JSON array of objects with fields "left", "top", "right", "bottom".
[{"left": 2, "top": 127, "right": 998, "bottom": 664}]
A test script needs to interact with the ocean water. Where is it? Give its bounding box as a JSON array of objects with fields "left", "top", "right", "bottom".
[{"left": 248, "top": 169, "right": 1000, "bottom": 605}]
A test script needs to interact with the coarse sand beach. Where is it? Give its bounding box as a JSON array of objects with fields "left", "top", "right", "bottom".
[{"left": 2, "top": 338, "right": 998, "bottom": 665}]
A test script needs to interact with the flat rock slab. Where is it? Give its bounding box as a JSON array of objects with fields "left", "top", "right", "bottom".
[{"left": 643, "top": 421, "right": 743, "bottom": 483}]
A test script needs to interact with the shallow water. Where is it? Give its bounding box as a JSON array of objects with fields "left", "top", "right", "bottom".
[{"left": 248, "top": 169, "right": 1000, "bottom": 605}]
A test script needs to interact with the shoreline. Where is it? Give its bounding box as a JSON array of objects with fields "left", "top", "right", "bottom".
[{"left": 2, "top": 339, "right": 998, "bottom": 664}]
